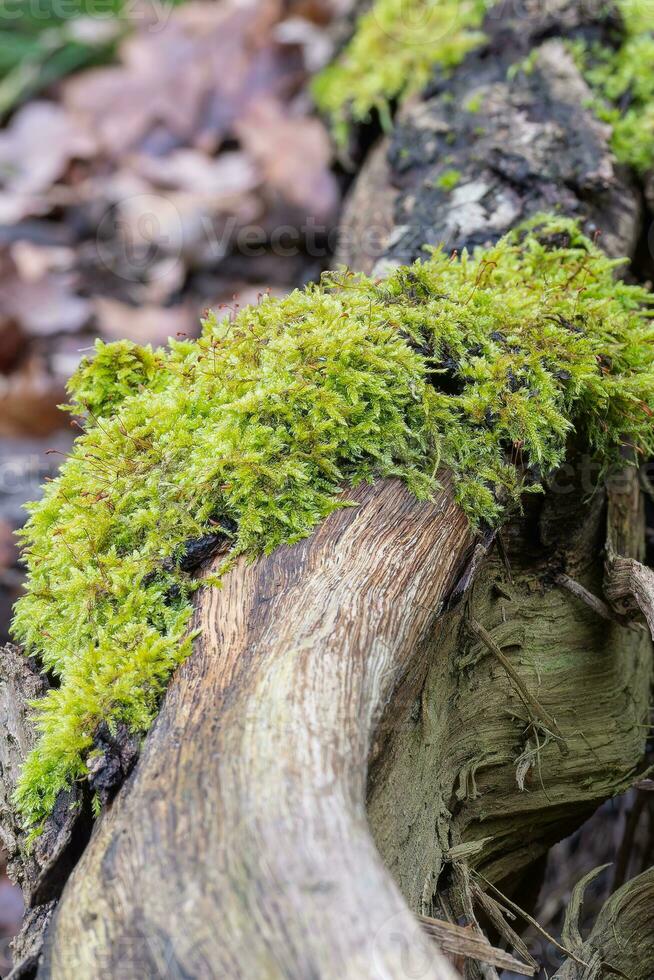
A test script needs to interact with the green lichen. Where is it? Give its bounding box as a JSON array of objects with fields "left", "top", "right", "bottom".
[
  {"left": 313, "top": 0, "right": 487, "bottom": 142},
  {"left": 12, "top": 215, "right": 654, "bottom": 831}
]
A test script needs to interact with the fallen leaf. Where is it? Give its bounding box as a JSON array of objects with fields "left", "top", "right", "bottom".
[
  {"left": 0, "top": 358, "right": 67, "bottom": 437},
  {"left": 63, "top": 1, "right": 304, "bottom": 158},
  {"left": 11, "top": 241, "right": 77, "bottom": 280},
  {"left": 235, "top": 98, "right": 338, "bottom": 222},
  {"left": 0, "top": 255, "right": 91, "bottom": 336},
  {"left": 0, "top": 318, "right": 24, "bottom": 373},
  {"left": 129, "top": 149, "right": 258, "bottom": 197},
  {"left": 94, "top": 297, "right": 197, "bottom": 346},
  {"left": 274, "top": 17, "right": 334, "bottom": 72},
  {"left": 0, "top": 102, "right": 95, "bottom": 222}
]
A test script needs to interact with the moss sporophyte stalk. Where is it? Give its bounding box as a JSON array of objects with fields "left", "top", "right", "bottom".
[{"left": 12, "top": 216, "right": 654, "bottom": 831}]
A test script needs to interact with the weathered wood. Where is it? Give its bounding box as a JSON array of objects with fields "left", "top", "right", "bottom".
[
  {"left": 41, "top": 478, "right": 473, "bottom": 978},
  {"left": 417, "top": 915, "right": 535, "bottom": 976},
  {"left": 0, "top": 645, "right": 47, "bottom": 893},
  {"left": 339, "top": 2, "right": 638, "bottom": 276},
  {"left": 605, "top": 557, "right": 654, "bottom": 637},
  {"left": 367, "top": 470, "right": 652, "bottom": 915},
  {"left": 0, "top": 646, "right": 91, "bottom": 979},
  {"left": 553, "top": 868, "right": 654, "bottom": 980}
]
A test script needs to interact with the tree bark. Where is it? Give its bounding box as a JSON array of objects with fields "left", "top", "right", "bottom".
[{"left": 3, "top": 1, "right": 654, "bottom": 978}]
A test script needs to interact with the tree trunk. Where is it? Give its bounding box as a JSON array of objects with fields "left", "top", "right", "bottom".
[{"left": 3, "top": 1, "right": 654, "bottom": 978}]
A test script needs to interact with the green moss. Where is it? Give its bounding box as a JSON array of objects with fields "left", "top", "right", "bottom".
[
  {"left": 506, "top": 48, "right": 539, "bottom": 81},
  {"left": 64, "top": 339, "right": 169, "bottom": 419},
  {"left": 436, "top": 168, "right": 462, "bottom": 191},
  {"left": 464, "top": 92, "right": 483, "bottom": 113},
  {"left": 13, "top": 215, "right": 654, "bottom": 831},
  {"left": 313, "top": 0, "right": 487, "bottom": 142},
  {"left": 570, "top": 34, "right": 654, "bottom": 173},
  {"left": 570, "top": 1, "right": 654, "bottom": 173}
]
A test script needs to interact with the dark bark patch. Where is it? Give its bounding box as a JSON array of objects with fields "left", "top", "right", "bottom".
[{"left": 87, "top": 721, "right": 140, "bottom": 808}]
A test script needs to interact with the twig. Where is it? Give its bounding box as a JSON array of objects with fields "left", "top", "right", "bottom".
[
  {"left": 474, "top": 872, "right": 592, "bottom": 971},
  {"left": 555, "top": 573, "right": 642, "bottom": 631},
  {"left": 468, "top": 616, "right": 568, "bottom": 753},
  {"left": 496, "top": 530, "right": 514, "bottom": 584},
  {"left": 416, "top": 914, "right": 536, "bottom": 976}
]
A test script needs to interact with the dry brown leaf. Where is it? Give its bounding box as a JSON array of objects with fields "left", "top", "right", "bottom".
[
  {"left": 0, "top": 102, "right": 96, "bottom": 223},
  {"left": 63, "top": 1, "right": 304, "bottom": 158},
  {"left": 0, "top": 318, "right": 24, "bottom": 374},
  {"left": 235, "top": 98, "right": 338, "bottom": 221},
  {"left": 94, "top": 297, "right": 197, "bottom": 346},
  {"left": 11, "top": 242, "right": 77, "bottom": 280},
  {"left": 274, "top": 17, "right": 335, "bottom": 71},
  {"left": 128, "top": 149, "right": 259, "bottom": 197},
  {"left": 0, "top": 256, "right": 91, "bottom": 337},
  {"left": 94, "top": 181, "right": 264, "bottom": 284},
  {"left": 0, "top": 358, "right": 67, "bottom": 437}
]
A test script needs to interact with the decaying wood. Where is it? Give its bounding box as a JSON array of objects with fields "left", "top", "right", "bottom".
[
  {"left": 605, "top": 557, "right": 654, "bottom": 637},
  {"left": 553, "top": 868, "right": 654, "bottom": 980},
  {"left": 367, "top": 470, "right": 652, "bottom": 913},
  {"left": 0, "top": 644, "right": 47, "bottom": 893},
  {"left": 0, "top": 646, "right": 92, "bottom": 979},
  {"left": 416, "top": 915, "right": 535, "bottom": 976},
  {"left": 1, "top": 0, "right": 652, "bottom": 976},
  {"left": 40, "top": 479, "right": 473, "bottom": 978},
  {"left": 0, "top": 646, "right": 91, "bottom": 907},
  {"left": 341, "top": 1, "right": 638, "bottom": 279}
]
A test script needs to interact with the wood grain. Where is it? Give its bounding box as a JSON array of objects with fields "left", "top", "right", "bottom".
[{"left": 40, "top": 478, "right": 473, "bottom": 978}]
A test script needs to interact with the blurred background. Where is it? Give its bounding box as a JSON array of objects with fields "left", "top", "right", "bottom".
[{"left": 0, "top": 0, "right": 357, "bottom": 965}]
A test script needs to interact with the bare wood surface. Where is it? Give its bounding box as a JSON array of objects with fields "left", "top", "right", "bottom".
[
  {"left": 368, "top": 471, "right": 652, "bottom": 913},
  {"left": 417, "top": 915, "right": 536, "bottom": 976},
  {"left": 0, "top": 645, "right": 47, "bottom": 892},
  {"left": 553, "top": 869, "right": 654, "bottom": 980},
  {"left": 41, "top": 478, "right": 473, "bottom": 978},
  {"left": 605, "top": 556, "right": 654, "bottom": 638}
]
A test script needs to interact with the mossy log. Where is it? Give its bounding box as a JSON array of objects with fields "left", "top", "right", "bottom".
[{"left": 3, "top": 1, "right": 654, "bottom": 978}]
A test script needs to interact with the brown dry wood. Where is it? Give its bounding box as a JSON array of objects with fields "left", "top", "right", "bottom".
[
  {"left": 553, "top": 868, "right": 654, "bottom": 980},
  {"left": 416, "top": 915, "right": 535, "bottom": 976},
  {"left": 0, "top": 646, "right": 91, "bottom": 910},
  {"left": 605, "top": 556, "right": 654, "bottom": 637},
  {"left": 40, "top": 479, "right": 473, "bottom": 978}
]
